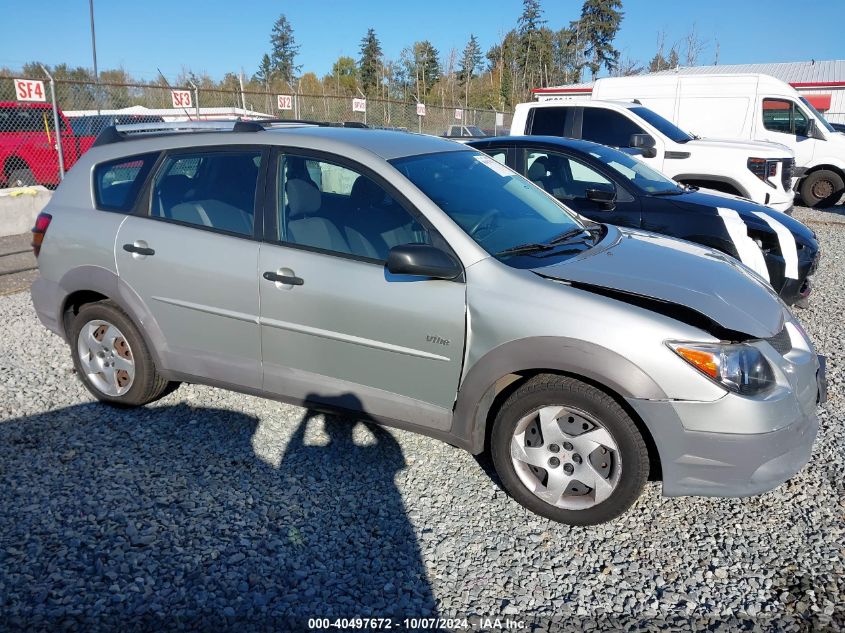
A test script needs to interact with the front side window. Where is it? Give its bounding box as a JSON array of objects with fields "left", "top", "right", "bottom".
[
  {"left": 583, "top": 143, "right": 682, "bottom": 194},
  {"left": 526, "top": 150, "right": 612, "bottom": 201},
  {"left": 278, "top": 155, "right": 429, "bottom": 261},
  {"left": 390, "top": 150, "right": 584, "bottom": 257},
  {"left": 151, "top": 150, "right": 261, "bottom": 236},
  {"left": 580, "top": 108, "right": 644, "bottom": 147},
  {"left": 94, "top": 153, "right": 158, "bottom": 212},
  {"left": 763, "top": 99, "right": 810, "bottom": 136}
]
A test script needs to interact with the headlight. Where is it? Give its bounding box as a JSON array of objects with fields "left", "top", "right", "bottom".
[{"left": 667, "top": 341, "right": 776, "bottom": 395}]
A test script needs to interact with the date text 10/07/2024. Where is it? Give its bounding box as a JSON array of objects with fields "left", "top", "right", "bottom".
[{"left": 307, "top": 617, "right": 526, "bottom": 630}]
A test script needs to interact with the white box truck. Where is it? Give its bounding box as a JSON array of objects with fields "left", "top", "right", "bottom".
[
  {"left": 591, "top": 73, "right": 845, "bottom": 207},
  {"left": 511, "top": 99, "right": 795, "bottom": 212}
]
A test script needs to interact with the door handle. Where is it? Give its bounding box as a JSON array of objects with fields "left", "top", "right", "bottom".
[
  {"left": 123, "top": 243, "right": 155, "bottom": 256},
  {"left": 263, "top": 271, "right": 304, "bottom": 286}
]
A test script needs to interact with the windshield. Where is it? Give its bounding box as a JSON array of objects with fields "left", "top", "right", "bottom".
[
  {"left": 390, "top": 150, "right": 586, "bottom": 257},
  {"left": 799, "top": 97, "right": 836, "bottom": 133},
  {"left": 629, "top": 106, "right": 694, "bottom": 143},
  {"left": 586, "top": 144, "right": 682, "bottom": 193}
]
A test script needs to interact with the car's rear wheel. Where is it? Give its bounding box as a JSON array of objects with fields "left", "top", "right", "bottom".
[
  {"left": 799, "top": 169, "right": 844, "bottom": 208},
  {"left": 8, "top": 168, "right": 36, "bottom": 187},
  {"left": 69, "top": 301, "right": 170, "bottom": 407},
  {"left": 491, "top": 375, "right": 649, "bottom": 525}
]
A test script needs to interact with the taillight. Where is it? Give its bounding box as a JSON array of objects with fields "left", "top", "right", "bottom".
[
  {"left": 747, "top": 158, "right": 777, "bottom": 188},
  {"left": 31, "top": 212, "right": 52, "bottom": 257}
]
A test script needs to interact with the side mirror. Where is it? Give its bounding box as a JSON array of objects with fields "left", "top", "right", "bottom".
[
  {"left": 386, "top": 244, "right": 462, "bottom": 280},
  {"left": 629, "top": 133, "right": 657, "bottom": 158},
  {"left": 585, "top": 186, "right": 617, "bottom": 210}
]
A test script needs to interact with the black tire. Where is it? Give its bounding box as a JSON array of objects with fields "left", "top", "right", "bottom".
[
  {"left": 69, "top": 300, "right": 171, "bottom": 407},
  {"left": 8, "top": 168, "right": 36, "bottom": 187},
  {"left": 799, "top": 169, "right": 845, "bottom": 208},
  {"left": 490, "top": 375, "right": 649, "bottom": 525}
]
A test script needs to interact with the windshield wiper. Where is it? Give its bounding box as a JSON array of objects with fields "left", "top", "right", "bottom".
[
  {"left": 547, "top": 227, "right": 592, "bottom": 245},
  {"left": 650, "top": 189, "right": 686, "bottom": 196},
  {"left": 495, "top": 242, "right": 556, "bottom": 257}
]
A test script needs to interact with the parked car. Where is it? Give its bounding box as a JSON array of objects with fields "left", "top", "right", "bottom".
[
  {"left": 0, "top": 101, "right": 80, "bottom": 187},
  {"left": 30, "top": 122, "right": 825, "bottom": 525},
  {"left": 444, "top": 125, "right": 486, "bottom": 138},
  {"left": 511, "top": 100, "right": 796, "bottom": 213},
  {"left": 468, "top": 136, "right": 819, "bottom": 306},
  {"left": 69, "top": 114, "right": 165, "bottom": 155},
  {"left": 589, "top": 74, "right": 845, "bottom": 207}
]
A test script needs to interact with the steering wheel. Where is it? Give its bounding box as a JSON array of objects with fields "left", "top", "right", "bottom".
[{"left": 468, "top": 209, "right": 502, "bottom": 237}]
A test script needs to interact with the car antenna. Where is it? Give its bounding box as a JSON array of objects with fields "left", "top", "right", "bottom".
[{"left": 157, "top": 67, "right": 194, "bottom": 121}]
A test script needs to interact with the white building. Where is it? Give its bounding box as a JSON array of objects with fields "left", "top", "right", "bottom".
[{"left": 534, "top": 59, "right": 845, "bottom": 123}]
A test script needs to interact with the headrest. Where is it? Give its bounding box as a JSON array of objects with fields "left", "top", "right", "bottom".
[
  {"left": 350, "top": 176, "right": 384, "bottom": 209},
  {"left": 286, "top": 179, "right": 321, "bottom": 218},
  {"left": 527, "top": 157, "right": 549, "bottom": 181}
]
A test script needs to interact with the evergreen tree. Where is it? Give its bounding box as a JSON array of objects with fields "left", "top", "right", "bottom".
[
  {"left": 667, "top": 46, "right": 680, "bottom": 69},
  {"left": 516, "top": 0, "right": 548, "bottom": 94},
  {"left": 648, "top": 52, "right": 667, "bottom": 72},
  {"left": 269, "top": 14, "right": 301, "bottom": 85},
  {"left": 358, "top": 28, "right": 383, "bottom": 97},
  {"left": 576, "top": 0, "right": 624, "bottom": 79},
  {"left": 413, "top": 40, "right": 441, "bottom": 96},
  {"left": 459, "top": 34, "right": 482, "bottom": 105},
  {"left": 253, "top": 54, "right": 273, "bottom": 86}
]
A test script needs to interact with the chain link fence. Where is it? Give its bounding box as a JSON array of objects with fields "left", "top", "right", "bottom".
[{"left": 0, "top": 75, "right": 513, "bottom": 188}]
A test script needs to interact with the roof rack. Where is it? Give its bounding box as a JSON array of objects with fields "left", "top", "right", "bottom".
[
  {"left": 92, "top": 118, "right": 370, "bottom": 146},
  {"left": 92, "top": 120, "right": 267, "bottom": 146}
]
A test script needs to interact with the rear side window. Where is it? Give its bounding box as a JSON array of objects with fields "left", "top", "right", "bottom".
[
  {"left": 94, "top": 153, "right": 158, "bottom": 212},
  {"left": 529, "top": 107, "right": 571, "bottom": 136},
  {"left": 580, "top": 108, "right": 643, "bottom": 147},
  {"left": 150, "top": 150, "right": 262, "bottom": 237}
]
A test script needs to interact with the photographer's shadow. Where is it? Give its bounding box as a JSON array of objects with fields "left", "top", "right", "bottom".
[{"left": 0, "top": 393, "right": 437, "bottom": 625}]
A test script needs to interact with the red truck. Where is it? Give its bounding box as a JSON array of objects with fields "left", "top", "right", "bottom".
[{"left": 0, "top": 101, "right": 80, "bottom": 188}]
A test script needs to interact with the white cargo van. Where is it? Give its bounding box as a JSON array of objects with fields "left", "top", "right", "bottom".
[
  {"left": 511, "top": 100, "right": 795, "bottom": 212},
  {"left": 591, "top": 73, "right": 845, "bottom": 207}
]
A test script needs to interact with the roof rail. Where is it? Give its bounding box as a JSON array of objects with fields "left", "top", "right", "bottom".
[{"left": 92, "top": 119, "right": 266, "bottom": 147}]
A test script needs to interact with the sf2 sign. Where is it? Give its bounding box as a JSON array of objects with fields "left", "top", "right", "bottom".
[
  {"left": 14, "top": 78, "right": 46, "bottom": 102},
  {"left": 416, "top": 103, "right": 426, "bottom": 116},
  {"left": 171, "top": 90, "right": 193, "bottom": 109},
  {"left": 454, "top": 109, "right": 463, "bottom": 121},
  {"left": 352, "top": 98, "right": 367, "bottom": 113},
  {"left": 277, "top": 95, "right": 293, "bottom": 110}
]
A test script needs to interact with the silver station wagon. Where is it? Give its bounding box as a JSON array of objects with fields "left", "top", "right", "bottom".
[{"left": 30, "top": 121, "right": 826, "bottom": 525}]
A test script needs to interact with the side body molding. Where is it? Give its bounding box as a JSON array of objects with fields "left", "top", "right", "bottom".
[
  {"left": 451, "top": 336, "right": 667, "bottom": 454},
  {"left": 56, "top": 265, "right": 172, "bottom": 372}
]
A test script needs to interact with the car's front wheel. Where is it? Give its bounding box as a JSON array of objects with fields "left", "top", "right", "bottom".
[
  {"left": 799, "top": 169, "right": 844, "bottom": 208},
  {"left": 491, "top": 375, "right": 649, "bottom": 525},
  {"left": 69, "top": 301, "right": 171, "bottom": 407}
]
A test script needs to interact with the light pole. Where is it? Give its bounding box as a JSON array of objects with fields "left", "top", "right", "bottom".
[{"left": 89, "top": 0, "right": 101, "bottom": 114}]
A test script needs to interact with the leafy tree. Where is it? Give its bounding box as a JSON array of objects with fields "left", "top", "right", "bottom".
[
  {"left": 326, "top": 56, "right": 358, "bottom": 96},
  {"left": 358, "top": 28, "right": 383, "bottom": 97},
  {"left": 576, "top": 0, "right": 624, "bottom": 79},
  {"left": 270, "top": 14, "right": 301, "bottom": 85}
]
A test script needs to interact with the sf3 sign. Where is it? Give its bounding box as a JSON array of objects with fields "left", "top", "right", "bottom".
[
  {"left": 171, "top": 90, "right": 193, "bottom": 109},
  {"left": 277, "top": 95, "right": 293, "bottom": 110},
  {"left": 14, "top": 78, "right": 46, "bottom": 102}
]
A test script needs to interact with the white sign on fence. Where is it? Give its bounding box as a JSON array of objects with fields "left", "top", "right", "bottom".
[
  {"left": 352, "top": 98, "right": 367, "bottom": 113},
  {"left": 277, "top": 95, "right": 293, "bottom": 110},
  {"left": 14, "top": 78, "right": 46, "bottom": 102},
  {"left": 454, "top": 108, "right": 463, "bottom": 121},
  {"left": 495, "top": 112, "right": 504, "bottom": 127},
  {"left": 171, "top": 90, "right": 193, "bottom": 109},
  {"left": 416, "top": 103, "right": 426, "bottom": 117}
]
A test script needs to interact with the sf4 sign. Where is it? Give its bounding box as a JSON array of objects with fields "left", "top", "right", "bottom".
[
  {"left": 171, "top": 90, "right": 193, "bottom": 108},
  {"left": 454, "top": 108, "right": 463, "bottom": 121},
  {"left": 416, "top": 103, "right": 426, "bottom": 116},
  {"left": 352, "top": 98, "right": 367, "bottom": 113},
  {"left": 14, "top": 78, "right": 46, "bottom": 102},
  {"left": 277, "top": 95, "right": 293, "bottom": 110}
]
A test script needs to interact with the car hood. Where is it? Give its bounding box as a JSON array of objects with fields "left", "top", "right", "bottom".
[
  {"left": 659, "top": 189, "right": 817, "bottom": 245},
  {"left": 687, "top": 137, "right": 793, "bottom": 157},
  {"left": 533, "top": 225, "right": 784, "bottom": 338}
]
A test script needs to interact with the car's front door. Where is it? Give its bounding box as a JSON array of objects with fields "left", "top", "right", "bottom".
[
  {"left": 114, "top": 147, "right": 266, "bottom": 389},
  {"left": 257, "top": 151, "right": 467, "bottom": 430},
  {"left": 757, "top": 98, "right": 815, "bottom": 168},
  {"left": 517, "top": 147, "right": 642, "bottom": 229}
]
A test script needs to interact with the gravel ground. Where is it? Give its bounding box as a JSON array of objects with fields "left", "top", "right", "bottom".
[{"left": 0, "top": 205, "right": 843, "bottom": 631}]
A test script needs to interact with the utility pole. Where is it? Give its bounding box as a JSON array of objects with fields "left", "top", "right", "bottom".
[{"left": 89, "top": 0, "right": 101, "bottom": 114}]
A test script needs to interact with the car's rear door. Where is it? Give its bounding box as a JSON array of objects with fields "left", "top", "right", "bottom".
[
  {"left": 257, "top": 149, "right": 467, "bottom": 430},
  {"left": 114, "top": 146, "right": 267, "bottom": 389}
]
